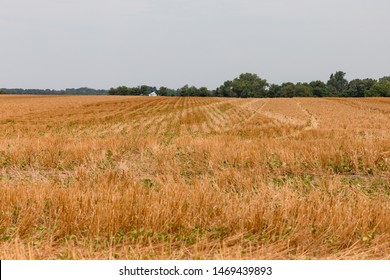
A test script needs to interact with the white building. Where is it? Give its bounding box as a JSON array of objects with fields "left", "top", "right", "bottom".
[{"left": 148, "top": 92, "right": 157, "bottom": 97}]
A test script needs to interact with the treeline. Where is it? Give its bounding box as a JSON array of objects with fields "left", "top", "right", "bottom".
[
  {"left": 1, "top": 87, "right": 108, "bottom": 95},
  {"left": 109, "top": 71, "right": 390, "bottom": 98},
  {"left": 107, "top": 85, "right": 157, "bottom": 96},
  {"left": 2, "top": 71, "right": 389, "bottom": 98}
]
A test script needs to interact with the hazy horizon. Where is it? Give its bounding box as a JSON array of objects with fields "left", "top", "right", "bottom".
[{"left": 1, "top": 0, "right": 389, "bottom": 90}]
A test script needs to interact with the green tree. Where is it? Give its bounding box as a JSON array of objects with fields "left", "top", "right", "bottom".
[
  {"left": 139, "top": 85, "right": 150, "bottom": 95},
  {"left": 294, "top": 83, "right": 313, "bottom": 97},
  {"left": 158, "top": 86, "right": 178, "bottom": 96},
  {"left": 280, "top": 82, "right": 296, "bottom": 98},
  {"left": 366, "top": 81, "right": 390, "bottom": 97},
  {"left": 346, "top": 79, "right": 376, "bottom": 97},
  {"left": 0, "top": 89, "right": 6, "bottom": 94},
  {"left": 327, "top": 71, "right": 348, "bottom": 96},
  {"left": 157, "top": 86, "right": 168, "bottom": 96},
  {"left": 267, "top": 84, "right": 282, "bottom": 98},
  {"left": 108, "top": 86, "right": 130, "bottom": 95},
  {"left": 178, "top": 85, "right": 190, "bottom": 96},
  {"left": 215, "top": 80, "right": 236, "bottom": 97},
  {"left": 230, "top": 73, "right": 268, "bottom": 98},
  {"left": 188, "top": 86, "right": 199, "bottom": 96},
  {"left": 378, "top": 76, "right": 390, "bottom": 83},
  {"left": 309, "top": 80, "right": 330, "bottom": 97},
  {"left": 198, "top": 87, "right": 210, "bottom": 97}
]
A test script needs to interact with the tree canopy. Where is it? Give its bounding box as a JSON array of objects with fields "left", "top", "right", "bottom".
[
  {"left": 327, "top": 71, "right": 348, "bottom": 96},
  {"left": 2, "top": 71, "right": 390, "bottom": 98},
  {"left": 1, "top": 87, "right": 107, "bottom": 95},
  {"left": 107, "top": 71, "right": 388, "bottom": 98}
]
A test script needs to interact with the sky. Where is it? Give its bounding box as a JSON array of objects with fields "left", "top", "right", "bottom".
[{"left": 1, "top": 0, "right": 389, "bottom": 89}]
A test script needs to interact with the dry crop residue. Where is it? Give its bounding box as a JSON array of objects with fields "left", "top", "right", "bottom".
[{"left": 0, "top": 95, "right": 390, "bottom": 260}]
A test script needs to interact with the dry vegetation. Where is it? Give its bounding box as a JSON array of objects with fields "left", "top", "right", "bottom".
[{"left": 0, "top": 95, "right": 390, "bottom": 259}]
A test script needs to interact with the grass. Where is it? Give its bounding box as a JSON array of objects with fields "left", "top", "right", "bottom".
[{"left": 0, "top": 95, "right": 389, "bottom": 259}]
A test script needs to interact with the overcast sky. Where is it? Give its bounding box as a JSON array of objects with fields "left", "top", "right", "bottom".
[{"left": 1, "top": 0, "right": 389, "bottom": 89}]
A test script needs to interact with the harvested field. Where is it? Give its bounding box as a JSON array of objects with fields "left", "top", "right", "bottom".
[{"left": 0, "top": 95, "right": 389, "bottom": 259}]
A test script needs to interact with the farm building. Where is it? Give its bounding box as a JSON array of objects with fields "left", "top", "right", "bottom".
[{"left": 148, "top": 92, "right": 157, "bottom": 96}]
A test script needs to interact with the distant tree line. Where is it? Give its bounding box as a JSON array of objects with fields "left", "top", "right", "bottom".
[
  {"left": 107, "top": 85, "right": 157, "bottom": 96},
  {"left": 2, "top": 72, "right": 390, "bottom": 98},
  {"left": 1, "top": 87, "right": 108, "bottom": 95},
  {"left": 108, "top": 71, "right": 390, "bottom": 98}
]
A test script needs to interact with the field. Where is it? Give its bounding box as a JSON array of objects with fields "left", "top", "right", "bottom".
[{"left": 0, "top": 95, "right": 390, "bottom": 259}]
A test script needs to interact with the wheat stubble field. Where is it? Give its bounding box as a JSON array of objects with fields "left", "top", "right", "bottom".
[{"left": 0, "top": 95, "right": 389, "bottom": 259}]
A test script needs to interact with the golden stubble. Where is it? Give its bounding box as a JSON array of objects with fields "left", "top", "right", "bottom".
[{"left": 0, "top": 95, "right": 389, "bottom": 259}]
